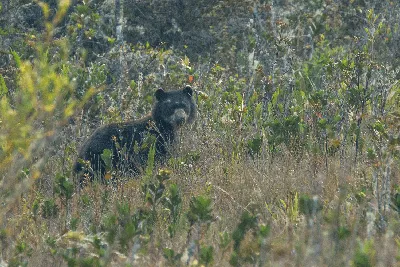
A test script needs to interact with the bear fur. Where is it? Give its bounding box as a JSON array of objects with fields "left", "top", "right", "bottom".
[{"left": 74, "top": 85, "right": 196, "bottom": 185}]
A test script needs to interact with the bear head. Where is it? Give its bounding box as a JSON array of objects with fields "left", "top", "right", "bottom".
[{"left": 153, "top": 85, "right": 196, "bottom": 129}]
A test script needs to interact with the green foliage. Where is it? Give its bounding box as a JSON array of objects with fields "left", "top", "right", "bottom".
[
  {"left": 186, "top": 195, "right": 213, "bottom": 226},
  {"left": 163, "top": 247, "right": 183, "bottom": 266},
  {"left": 100, "top": 148, "right": 113, "bottom": 180},
  {"left": 0, "top": 0, "right": 94, "bottom": 227},
  {"left": 337, "top": 226, "right": 351, "bottom": 240},
  {"left": 247, "top": 134, "right": 263, "bottom": 158},
  {"left": 1, "top": 0, "right": 400, "bottom": 265},
  {"left": 279, "top": 193, "right": 300, "bottom": 223},
  {"left": 0, "top": 46, "right": 74, "bottom": 159},
  {"left": 41, "top": 199, "right": 59, "bottom": 219},
  {"left": 9, "top": 240, "right": 32, "bottom": 267},
  {"left": 142, "top": 169, "right": 170, "bottom": 208},
  {"left": 393, "top": 187, "right": 400, "bottom": 212},
  {"left": 267, "top": 115, "right": 305, "bottom": 152},
  {"left": 352, "top": 240, "right": 375, "bottom": 267},
  {"left": 299, "top": 194, "right": 323, "bottom": 217},
  {"left": 61, "top": 238, "right": 104, "bottom": 267},
  {"left": 229, "top": 251, "right": 240, "bottom": 267},
  {"left": 199, "top": 245, "right": 214, "bottom": 266},
  {"left": 0, "top": 75, "right": 7, "bottom": 97},
  {"left": 54, "top": 173, "right": 74, "bottom": 202},
  {"left": 103, "top": 213, "right": 117, "bottom": 245},
  {"left": 231, "top": 211, "right": 258, "bottom": 251},
  {"left": 219, "top": 231, "right": 231, "bottom": 251},
  {"left": 228, "top": 211, "right": 271, "bottom": 266},
  {"left": 162, "top": 183, "right": 182, "bottom": 237},
  {"left": 101, "top": 201, "right": 152, "bottom": 252}
]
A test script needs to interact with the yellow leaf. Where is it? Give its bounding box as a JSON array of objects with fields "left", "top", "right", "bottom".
[
  {"left": 38, "top": 2, "right": 50, "bottom": 19},
  {"left": 44, "top": 104, "right": 55, "bottom": 112},
  {"left": 65, "top": 231, "right": 85, "bottom": 241},
  {"left": 32, "top": 170, "right": 41, "bottom": 180},
  {"left": 104, "top": 172, "right": 112, "bottom": 180}
]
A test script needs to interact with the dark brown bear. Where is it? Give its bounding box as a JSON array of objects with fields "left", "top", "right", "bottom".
[{"left": 74, "top": 85, "right": 196, "bottom": 185}]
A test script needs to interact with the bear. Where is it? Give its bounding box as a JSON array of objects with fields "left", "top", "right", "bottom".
[{"left": 74, "top": 85, "right": 196, "bottom": 185}]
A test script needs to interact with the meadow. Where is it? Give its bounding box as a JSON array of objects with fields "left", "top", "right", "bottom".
[{"left": 0, "top": 1, "right": 399, "bottom": 266}]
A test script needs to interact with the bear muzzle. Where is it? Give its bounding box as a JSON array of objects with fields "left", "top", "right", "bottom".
[{"left": 169, "top": 108, "right": 189, "bottom": 127}]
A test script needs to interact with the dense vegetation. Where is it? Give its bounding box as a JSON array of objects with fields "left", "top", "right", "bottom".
[{"left": 0, "top": 0, "right": 399, "bottom": 266}]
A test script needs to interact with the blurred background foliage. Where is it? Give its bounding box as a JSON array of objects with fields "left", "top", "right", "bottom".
[{"left": 0, "top": 0, "right": 399, "bottom": 266}]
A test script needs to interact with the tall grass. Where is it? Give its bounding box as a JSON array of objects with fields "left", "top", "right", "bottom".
[{"left": 0, "top": 1, "right": 399, "bottom": 266}]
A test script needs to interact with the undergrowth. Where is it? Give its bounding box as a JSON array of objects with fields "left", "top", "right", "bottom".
[{"left": 0, "top": 1, "right": 400, "bottom": 266}]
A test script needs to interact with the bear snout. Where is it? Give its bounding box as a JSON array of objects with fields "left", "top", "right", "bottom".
[{"left": 170, "top": 108, "right": 188, "bottom": 127}]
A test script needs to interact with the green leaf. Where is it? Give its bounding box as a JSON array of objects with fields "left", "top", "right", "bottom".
[
  {"left": 11, "top": 50, "right": 21, "bottom": 68},
  {"left": 247, "top": 135, "right": 263, "bottom": 157},
  {"left": 232, "top": 211, "right": 257, "bottom": 251},
  {"left": 199, "top": 245, "right": 214, "bottom": 266},
  {"left": 0, "top": 75, "right": 7, "bottom": 97},
  {"left": 186, "top": 195, "right": 213, "bottom": 225},
  {"left": 101, "top": 148, "right": 113, "bottom": 172}
]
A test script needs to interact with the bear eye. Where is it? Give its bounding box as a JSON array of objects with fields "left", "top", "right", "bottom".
[{"left": 173, "top": 103, "right": 187, "bottom": 110}]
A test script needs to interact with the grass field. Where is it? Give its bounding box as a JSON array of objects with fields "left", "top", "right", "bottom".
[{"left": 1, "top": 1, "right": 400, "bottom": 266}]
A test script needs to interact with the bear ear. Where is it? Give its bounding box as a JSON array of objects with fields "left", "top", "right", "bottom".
[
  {"left": 183, "top": 85, "right": 193, "bottom": 97},
  {"left": 155, "top": 88, "right": 166, "bottom": 101}
]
